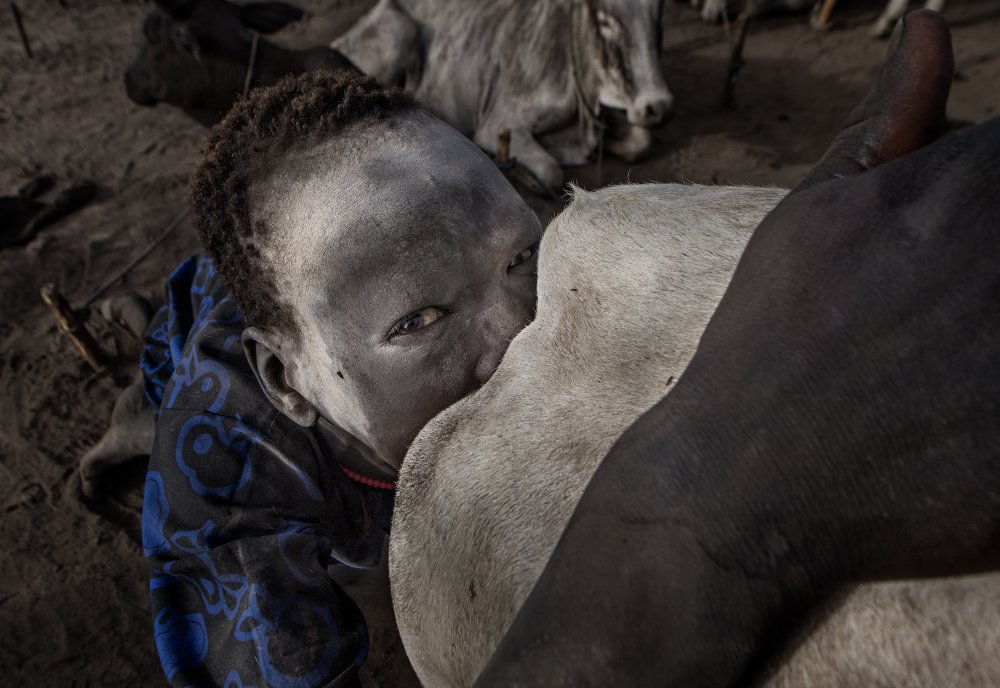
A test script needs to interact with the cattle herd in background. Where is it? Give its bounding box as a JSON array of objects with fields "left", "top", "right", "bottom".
[{"left": 124, "top": 0, "right": 945, "bottom": 195}]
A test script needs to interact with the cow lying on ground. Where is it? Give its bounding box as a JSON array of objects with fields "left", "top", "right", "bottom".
[
  {"left": 126, "top": 0, "right": 673, "bottom": 195},
  {"left": 390, "top": 181, "right": 1000, "bottom": 687},
  {"left": 125, "top": 0, "right": 358, "bottom": 126},
  {"left": 333, "top": 0, "right": 675, "bottom": 193},
  {"left": 79, "top": 293, "right": 156, "bottom": 499}
]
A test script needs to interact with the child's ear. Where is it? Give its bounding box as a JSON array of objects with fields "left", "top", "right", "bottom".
[{"left": 242, "top": 327, "right": 319, "bottom": 427}]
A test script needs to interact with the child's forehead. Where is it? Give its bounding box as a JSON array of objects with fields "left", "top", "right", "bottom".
[
  {"left": 260, "top": 117, "right": 498, "bottom": 207},
  {"left": 256, "top": 122, "right": 511, "bottom": 242},
  {"left": 270, "top": 110, "right": 483, "bottom": 178},
  {"left": 258, "top": 171, "right": 512, "bottom": 295},
  {"left": 249, "top": 111, "right": 534, "bottom": 307}
]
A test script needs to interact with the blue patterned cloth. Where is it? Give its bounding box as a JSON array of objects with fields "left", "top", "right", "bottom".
[{"left": 141, "top": 255, "right": 394, "bottom": 688}]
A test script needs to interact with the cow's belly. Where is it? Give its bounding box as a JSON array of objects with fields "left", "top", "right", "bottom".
[
  {"left": 390, "top": 183, "right": 781, "bottom": 685},
  {"left": 388, "top": 183, "right": 1000, "bottom": 687}
]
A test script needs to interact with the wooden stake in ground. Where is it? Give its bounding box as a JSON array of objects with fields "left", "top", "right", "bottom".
[
  {"left": 11, "top": 2, "right": 32, "bottom": 59},
  {"left": 811, "top": 0, "right": 839, "bottom": 30},
  {"left": 41, "top": 284, "right": 105, "bottom": 371},
  {"left": 81, "top": 207, "right": 190, "bottom": 308}
]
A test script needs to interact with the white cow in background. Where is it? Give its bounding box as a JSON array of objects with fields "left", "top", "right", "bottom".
[
  {"left": 390, "top": 183, "right": 1000, "bottom": 687},
  {"left": 333, "top": 0, "right": 674, "bottom": 193}
]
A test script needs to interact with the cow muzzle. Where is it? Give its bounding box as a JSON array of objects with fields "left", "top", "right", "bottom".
[{"left": 630, "top": 93, "right": 674, "bottom": 128}]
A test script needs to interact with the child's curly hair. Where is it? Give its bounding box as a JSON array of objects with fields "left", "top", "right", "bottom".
[{"left": 189, "top": 70, "right": 416, "bottom": 332}]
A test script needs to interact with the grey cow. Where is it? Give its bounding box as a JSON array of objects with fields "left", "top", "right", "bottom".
[{"left": 333, "top": 0, "right": 675, "bottom": 194}]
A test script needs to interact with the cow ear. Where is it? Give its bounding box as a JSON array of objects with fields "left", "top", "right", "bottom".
[{"left": 240, "top": 1, "right": 305, "bottom": 34}]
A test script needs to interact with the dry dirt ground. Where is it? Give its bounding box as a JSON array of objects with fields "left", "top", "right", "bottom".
[{"left": 1, "top": 0, "right": 998, "bottom": 686}]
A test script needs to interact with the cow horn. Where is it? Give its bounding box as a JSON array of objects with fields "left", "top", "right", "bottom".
[{"left": 154, "top": 0, "right": 196, "bottom": 19}]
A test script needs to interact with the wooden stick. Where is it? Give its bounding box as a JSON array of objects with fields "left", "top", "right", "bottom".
[
  {"left": 41, "top": 284, "right": 104, "bottom": 371},
  {"left": 722, "top": 13, "right": 752, "bottom": 110},
  {"left": 11, "top": 2, "right": 32, "bottom": 59},
  {"left": 81, "top": 207, "right": 190, "bottom": 308},
  {"left": 811, "top": 0, "right": 839, "bottom": 30},
  {"left": 496, "top": 129, "right": 512, "bottom": 166}
]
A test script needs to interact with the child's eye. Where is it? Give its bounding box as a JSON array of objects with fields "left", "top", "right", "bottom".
[
  {"left": 390, "top": 306, "right": 448, "bottom": 339},
  {"left": 508, "top": 242, "right": 539, "bottom": 270}
]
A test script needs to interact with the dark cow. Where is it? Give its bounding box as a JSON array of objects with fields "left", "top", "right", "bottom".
[
  {"left": 124, "top": 0, "right": 358, "bottom": 126},
  {"left": 477, "top": 12, "right": 1000, "bottom": 687}
]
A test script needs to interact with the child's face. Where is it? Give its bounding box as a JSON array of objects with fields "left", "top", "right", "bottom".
[{"left": 253, "top": 112, "right": 542, "bottom": 473}]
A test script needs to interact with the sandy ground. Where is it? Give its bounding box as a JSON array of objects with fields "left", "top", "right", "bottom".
[{"left": 0, "top": 0, "right": 997, "bottom": 686}]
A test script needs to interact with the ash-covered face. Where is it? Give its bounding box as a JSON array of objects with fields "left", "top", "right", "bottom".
[{"left": 244, "top": 111, "right": 541, "bottom": 476}]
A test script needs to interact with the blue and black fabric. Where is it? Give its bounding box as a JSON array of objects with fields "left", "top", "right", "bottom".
[{"left": 141, "top": 254, "right": 395, "bottom": 688}]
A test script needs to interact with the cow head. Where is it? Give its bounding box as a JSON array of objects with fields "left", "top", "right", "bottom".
[
  {"left": 579, "top": 0, "right": 674, "bottom": 129},
  {"left": 124, "top": 0, "right": 304, "bottom": 125}
]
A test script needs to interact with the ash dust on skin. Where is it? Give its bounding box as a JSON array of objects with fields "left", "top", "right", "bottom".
[{"left": 0, "top": 0, "right": 998, "bottom": 686}]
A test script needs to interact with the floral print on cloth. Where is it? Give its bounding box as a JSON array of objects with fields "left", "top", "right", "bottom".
[{"left": 141, "top": 254, "right": 393, "bottom": 688}]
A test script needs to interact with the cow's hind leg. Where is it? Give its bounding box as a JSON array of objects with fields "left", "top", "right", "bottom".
[{"left": 80, "top": 382, "right": 156, "bottom": 499}]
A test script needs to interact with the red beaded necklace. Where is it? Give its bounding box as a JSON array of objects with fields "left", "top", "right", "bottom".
[{"left": 339, "top": 464, "right": 396, "bottom": 491}]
